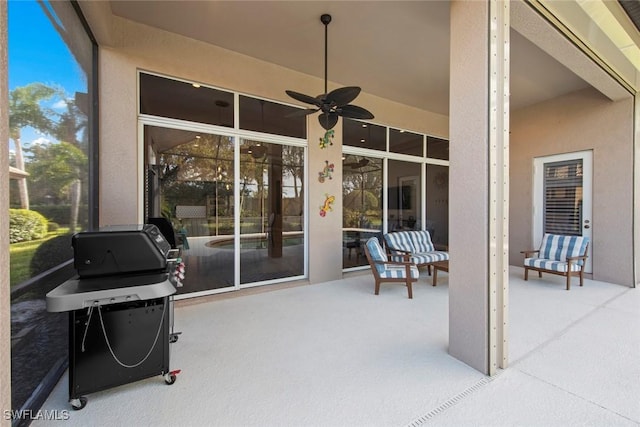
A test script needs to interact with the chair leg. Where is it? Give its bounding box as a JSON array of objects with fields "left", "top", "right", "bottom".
[
  {"left": 538, "top": 271, "right": 542, "bottom": 278},
  {"left": 375, "top": 279, "right": 380, "bottom": 295},
  {"left": 524, "top": 267, "right": 529, "bottom": 281},
  {"left": 566, "top": 273, "right": 571, "bottom": 290},
  {"left": 579, "top": 271, "right": 584, "bottom": 287},
  {"left": 406, "top": 280, "right": 413, "bottom": 299}
]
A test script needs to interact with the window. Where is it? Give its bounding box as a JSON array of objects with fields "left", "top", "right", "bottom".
[
  {"left": 342, "top": 119, "right": 449, "bottom": 269},
  {"left": 543, "top": 159, "right": 583, "bottom": 235},
  {"left": 8, "top": 0, "right": 97, "bottom": 416},
  {"left": 141, "top": 73, "right": 307, "bottom": 295},
  {"left": 343, "top": 119, "right": 386, "bottom": 151},
  {"left": 427, "top": 136, "right": 449, "bottom": 160},
  {"left": 239, "top": 96, "right": 306, "bottom": 138},
  {"left": 389, "top": 128, "right": 423, "bottom": 156},
  {"left": 140, "top": 72, "right": 234, "bottom": 127}
]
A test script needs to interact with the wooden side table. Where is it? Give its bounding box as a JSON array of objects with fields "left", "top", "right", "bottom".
[{"left": 432, "top": 260, "right": 449, "bottom": 286}]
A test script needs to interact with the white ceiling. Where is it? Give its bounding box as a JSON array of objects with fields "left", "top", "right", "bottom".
[{"left": 109, "top": 0, "right": 590, "bottom": 115}]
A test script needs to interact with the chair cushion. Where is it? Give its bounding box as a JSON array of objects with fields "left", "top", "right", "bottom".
[
  {"left": 408, "top": 230, "right": 435, "bottom": 253},
  {"left": 379, "top": 264, "right": 420, "bottom": 279},
  {"left": 384, "top": 231, "right": 416, "bottom": 253},
  {"left": 390, "top": 251, "right": 449, "bottom": 264},
  {"left": 384, "top": 230, "right": 436, "bottom": 254},
  {"left": 538, "top": 234, "right": 588, "bottom": 265},
  {"left": 366, "top": 237, "right": 388, "bottom": 276},
  {"left": 524, "top": 258, "right": 583, "bottom": 273},
  {"left": 366, "top": 237, "right": 387, "bottom": 261}
]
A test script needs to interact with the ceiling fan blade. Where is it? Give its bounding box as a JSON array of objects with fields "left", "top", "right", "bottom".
[
  {"left": 286, "top": 90, "right": 322, "bottom": 106},
  {"left": 285, "top": 108, "right": 319, "bottom": 118},
  {"left": 318, "top": 112, "right": 339, "bottom": 130},
  {"left": 325, "top": 86, "right": 361, "bottom": 107},
  {"left": 338, "top": 104, "right": 375, "bottom": 120}
]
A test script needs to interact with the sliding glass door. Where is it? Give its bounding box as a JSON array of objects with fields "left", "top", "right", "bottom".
[
  {"left": 239, "top": 140, "right": 305, "bottom": 284},
  {"left": 342, "top": 155, "right": 383, "bottom": 268},
  {"left": 145, "top": 125, "right": 306, "bottom": 294},
  {"left": 146, "top": 125, "right": 236, "bottom": 294}
]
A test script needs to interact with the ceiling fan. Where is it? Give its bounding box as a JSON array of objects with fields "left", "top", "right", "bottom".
[
  {"left": 285, "top": 14, "right": 374, "bottom": 130},
  {"left": 240, "top": 143, "right": 267, "bottom": 159},
  {"left": 344, "top": 157, "right": 370, "bottom": 169}
]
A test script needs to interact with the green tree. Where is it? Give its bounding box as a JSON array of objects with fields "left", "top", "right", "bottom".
[
  {"left": 26, "top": 142, "right": 87, "bottom": 212},
  {"left": 8, "top": 83, "right": 61, "bottom": 209},
  {"left": 50, "top": 97, "right": 89, "bottom": 231}
]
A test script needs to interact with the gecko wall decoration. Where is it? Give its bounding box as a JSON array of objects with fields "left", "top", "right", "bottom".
[
  {"left": 318, "top": 129, "right": 334, "bottom": 149},
  {"left": 318, "top": 160, "right": 334, "bottom": 183},
  {"left": 319, "top": 194, "right": 335, "bottom": 217}
]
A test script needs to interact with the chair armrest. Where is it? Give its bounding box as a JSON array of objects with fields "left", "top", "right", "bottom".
[
  {"left": 386, "top": 244, "right": 411, "bottom": 254},
  {"left": 385, "top": 245, "right": 412, "bottom": 262},
  {"left": 566, "top": 254, "right": 588, "bottom": 262},
  {"left": 520, "top": 249, "right": 539, "bottom": 257}
]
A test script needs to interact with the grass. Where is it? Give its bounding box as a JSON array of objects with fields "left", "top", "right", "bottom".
[{"left": 9, "top": 229, "right": 70, "bottom": 288}]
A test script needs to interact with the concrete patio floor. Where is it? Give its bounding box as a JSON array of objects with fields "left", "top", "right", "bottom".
[{"left": 35, "top": 266, "right": 639, "bottom": 426}]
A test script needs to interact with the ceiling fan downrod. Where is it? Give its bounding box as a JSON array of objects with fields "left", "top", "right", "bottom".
[
  {"left": 284, "top": 13, "right": 374, "bottom": 130},
  {"left": 321, "top": 14, "right": 331, "bottom": 96}
]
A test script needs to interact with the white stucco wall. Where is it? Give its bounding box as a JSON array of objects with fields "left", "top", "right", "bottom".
[{"left": 510, "top": 87, "right": 634, "bottom": 286}]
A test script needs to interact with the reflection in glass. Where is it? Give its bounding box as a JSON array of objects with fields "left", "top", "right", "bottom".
[
  {"left": 239, "top": 96, "right": 306, "bottom": 139},
  {"left": 147, "top": 126, "right": 236, "bottom": 293},
  {"left": 8, "top": 0, "right": 94, "bottom": 413},
  {"left": 388, "top": 160, "right": 422, "bottom": 232},
  {"left": 427, "top": 136, "right": 449, "bottom": 160},
  {"left": 342, "top": 155, "right": 383, "bottom": 268},
  {"left": 389, "top": 128, "right": 423, "bottom": 156},
  {"left": 140, "top": 72, "right": 235, "bottom": 127},
  {"left": 343, "top": 118, "right": 386, "bottom": 151},
  {"left": 239, "top": 140, "right": 305, "bottom": 283},
  {"left": 426, "top": 164, "right": 449, "bottom": 248}
]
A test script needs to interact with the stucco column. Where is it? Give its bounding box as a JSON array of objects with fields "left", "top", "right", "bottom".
[
  {"left": 635, "top": 96, "right": 640, "bottom": 288},
  {"left": 308, "top": 121, "right": 343, "bottom": 283},
  {"left": 449, "top": 0, "right": 510, "bottom": 375},
  {"left": 1, "top": 1, "right": 12, "bottom": 422}
]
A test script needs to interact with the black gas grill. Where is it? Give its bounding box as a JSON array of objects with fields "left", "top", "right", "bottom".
[{"left": 46, "top": 224, "right": 183, "bottom": 410}]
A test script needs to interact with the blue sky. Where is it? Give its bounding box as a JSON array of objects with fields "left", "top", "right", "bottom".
[{"left": 8, "top": 0, "right": 87, "bottom": 151}]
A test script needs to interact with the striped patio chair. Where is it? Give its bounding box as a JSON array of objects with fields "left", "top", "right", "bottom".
[
  {"left": 383, "top": 230, "right": 448, "bottom": 276},
  {"left": 364, "top": 237, "right": 419, "bottom": 299},
  {"left": 521, "top": 233, "right": 589, "bottom": 290}
]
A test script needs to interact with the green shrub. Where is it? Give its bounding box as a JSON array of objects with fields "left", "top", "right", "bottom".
[
  {"left": 47, "top": 222, "right": 60, "bottom": 232},
  {"left": 30, "top": 234, "right": 74, "bottom": 277},
  {"left": 31, "top": 204, "right": 88, "bottom": 226},
  {"left": 9, "top": 209, "right": 48, "bottom": 243}
]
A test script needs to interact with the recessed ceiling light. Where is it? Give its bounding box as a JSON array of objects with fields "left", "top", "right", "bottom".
[
  {"left": 362, "top": 124, "right": 367, "bottom": 128},
  {"left": 192, "top": 83, "right": 201, "bottom": 88},
  {"left": 360, "top": 139, "right": 365, "bottom": 143}
]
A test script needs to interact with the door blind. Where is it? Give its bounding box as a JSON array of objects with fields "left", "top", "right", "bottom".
[{"left": 543, "top": 159, "right": 583, "bottom": 236}]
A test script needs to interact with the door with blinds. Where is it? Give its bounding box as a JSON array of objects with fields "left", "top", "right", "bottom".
[{"left": 533, "top": 151, "right": 593, "bottom": 273}]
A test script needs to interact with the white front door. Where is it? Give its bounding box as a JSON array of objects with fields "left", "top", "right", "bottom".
[{"left": 533, "top": 151, "right": 593, "bottom": 273}]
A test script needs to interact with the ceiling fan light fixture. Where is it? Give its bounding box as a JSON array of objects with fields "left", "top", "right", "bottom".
[{"left": 285, "top": 13, "right": 374, "bottom": 130}]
